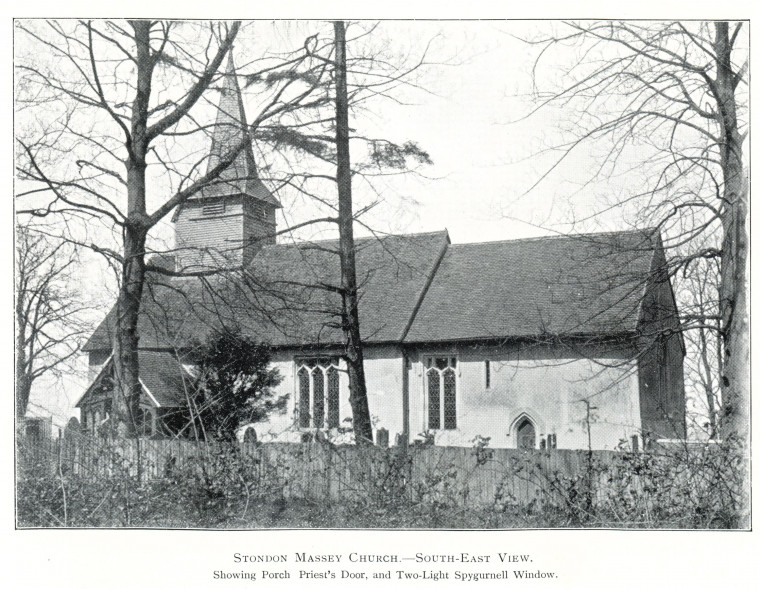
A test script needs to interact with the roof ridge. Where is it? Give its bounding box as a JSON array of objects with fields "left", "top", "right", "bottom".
[
  {"left": 451, "top": 227, "right": 658, "bottom": 249},
  {"left": 259, "top": 229, "right": 450, "bottom": 250}
]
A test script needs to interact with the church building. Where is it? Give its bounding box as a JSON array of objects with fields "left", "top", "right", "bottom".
[{"left": 78, "top": 57, "right": 686, "bottom": 450}]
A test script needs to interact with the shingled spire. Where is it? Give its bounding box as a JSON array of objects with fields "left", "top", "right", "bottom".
[{"left": 174, "top": 52, "right": 280, "bottom": 270}]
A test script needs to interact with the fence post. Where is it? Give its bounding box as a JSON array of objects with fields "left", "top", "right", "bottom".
[{"left": 56, "top": 432, "right": 68, "bottom": 526}]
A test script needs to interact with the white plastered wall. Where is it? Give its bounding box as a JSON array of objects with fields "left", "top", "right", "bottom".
[
  {"left": 407, "top": 344, "right": 641, "bottom": 450},
  {"left": 242, "top": 346, "right": 405, "bottom": 444},
  {"left": 244, "top": 342, "right": 641, "bottom": 450}
]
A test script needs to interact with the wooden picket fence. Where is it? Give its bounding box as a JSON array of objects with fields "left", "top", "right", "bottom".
[
  {"left": 18, "top": 429, "right": 742, "bottom": 528},
  {"left": 27, "top": 431, "right": 645, "bottom": 509}
]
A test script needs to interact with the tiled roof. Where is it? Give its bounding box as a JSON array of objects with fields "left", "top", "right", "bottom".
[
  {"left": 138, "top": 351, "right": 192, "bottom": 407},
  {"left": 76, "top": 351, "right": 191, "bottom": 408},
  {"left": 84, "top": 230, "right": 450, "bottom": 350},
  {"left": 84, "top": 229, "right": 660, "bottom": 352},
  {"left": 404, "top": 229, "right": 657, "bottom": 342}
]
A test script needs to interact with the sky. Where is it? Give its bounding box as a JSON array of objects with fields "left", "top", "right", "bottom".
[
  {"left": 133, "top": 20, "right": 633, "bottom": 252},
  {"left": 14, "top": 19, "right": 724, "bottom": 428}
]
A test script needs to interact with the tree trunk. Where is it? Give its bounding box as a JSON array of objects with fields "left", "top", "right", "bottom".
[
  {"left": 698, "top": 325, "right": 718, "bottom": 438},
  {"left": 15, "top": 322, "right": 30, "bottom": 420},
  {"left": 333, "top": 21, "right": 373, "bottom": 445},
  {"left": 110, "top": 21, "right": 154, "bottom": 437},
  {"left": 111, "top": 229, "right": 147, "bottom": 437},
  {"left": 16, "top": 374, "right": 31, "bottom": 421},
  {"left": 714, "top": 22, "right": 748, "bottom": 441}
]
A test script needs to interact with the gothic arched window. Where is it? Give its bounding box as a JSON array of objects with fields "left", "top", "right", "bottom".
[
  {"left": 297, "top": 358, "right": 341, "bottom": 429},
  {"left": 426, "top": 357, "right": 457, "bottom": 430}
]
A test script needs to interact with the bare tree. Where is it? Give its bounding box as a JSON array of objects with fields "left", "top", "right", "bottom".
[
  {"left": 519, "top": 21, "right": 747, "bottom": 439},
  {"left": 154, "top": 21, "right": 434, "bottom": 445},
  {"left": 297, "top": 21, "right": 432, "bottom": 443},
  {"left": 680, "top": 255, "right": 723, "bottom": 438},
  {"left": 15, "top": 20, "right": 335, "bottom": 435},
  {"left": 333, "top": 20, "right": 372, "bottom": 443},
  {"left": 241, "top": 21, "right": 433, "bottom": 443},
  {"left": 15, "top": 226, "right": 91, "bottom": 419},
  {"left": 16, "top": 20, "right": 434, "bottom": 442}
]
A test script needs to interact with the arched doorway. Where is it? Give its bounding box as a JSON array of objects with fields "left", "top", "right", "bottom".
[{"left": 515, "top": 417, "right": 536, "bottom": 450}]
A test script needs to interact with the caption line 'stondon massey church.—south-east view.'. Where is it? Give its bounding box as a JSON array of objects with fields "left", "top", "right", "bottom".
[{"left": 77, "top": 57, "right": 686, "bottom": 451}]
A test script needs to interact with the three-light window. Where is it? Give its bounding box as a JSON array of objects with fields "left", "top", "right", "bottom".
[{"left": 297, "top": 358, "right": 340, "bottom": 429}]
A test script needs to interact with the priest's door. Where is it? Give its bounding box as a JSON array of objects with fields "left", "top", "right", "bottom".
[{"left": 516, "top": 418, "right": 536, "bottom": 450}]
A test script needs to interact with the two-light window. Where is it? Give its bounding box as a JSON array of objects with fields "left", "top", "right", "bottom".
[
  {"left": 426, "top": 356, "right": 457, "bottom": 430},
  {"left": 297, "top": 358, "right": 340, "bottom": 429}
]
